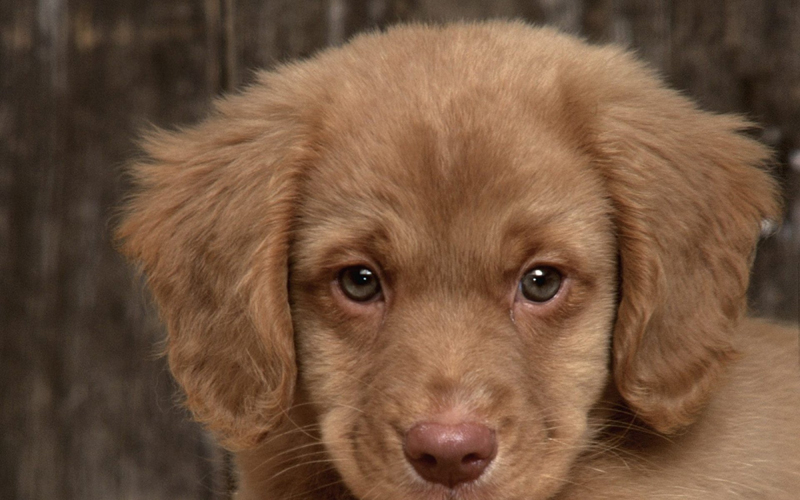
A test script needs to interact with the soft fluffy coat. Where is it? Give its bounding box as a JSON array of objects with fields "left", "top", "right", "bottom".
[{"left": 116, "top": 21, "right": 800, "bottom": 500}]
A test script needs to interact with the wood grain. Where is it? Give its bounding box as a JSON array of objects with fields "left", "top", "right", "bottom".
[{"left": 1, "top": 0, "right": 229, "bottom": 498}]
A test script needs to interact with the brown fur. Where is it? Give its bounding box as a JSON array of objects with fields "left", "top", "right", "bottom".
[{"left": 116, "top": 21, "right": 799, "bottom": 499}]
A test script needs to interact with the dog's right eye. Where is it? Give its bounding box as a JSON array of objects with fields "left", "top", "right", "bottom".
[
  {"left": 519, "top": 266, "right": 562, "bottom": 303},
  {"left": 338, "top": 266, "right": 382, "bottom": 302}
]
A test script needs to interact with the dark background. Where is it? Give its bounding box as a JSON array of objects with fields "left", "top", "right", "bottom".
[{"left": 2, "top": 1, "right": 798, "bottom": 498}]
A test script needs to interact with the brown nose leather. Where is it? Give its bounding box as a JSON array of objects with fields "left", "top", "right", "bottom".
[{"left": 403, "top": 422, "right": 497, "bottom": 488}]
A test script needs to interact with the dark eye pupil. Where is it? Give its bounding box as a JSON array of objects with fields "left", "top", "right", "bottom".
[
  {"left": 351, "top": 270, "right": 372, "bottom": 285},
  {"left": 520, "top": 267, "right": 562, "bottom": 303},
  {"left": 339, "top": 266, "right": 381, "bottom": 302}
]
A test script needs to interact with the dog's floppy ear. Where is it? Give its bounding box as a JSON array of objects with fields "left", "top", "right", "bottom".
[
  {"left": 116, "top": 76, "right": 312, "bottom": 449},
  {"left": 586, "top": 54, "right": 781, "bottom": 433}
]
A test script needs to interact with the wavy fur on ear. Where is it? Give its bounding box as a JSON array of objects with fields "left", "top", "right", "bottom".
[
  {"left": 115, "top": 74, "right": 314, "bottom": 450},
  {"left": 579, "top": 51, "right": 782, "bottom": 433}
]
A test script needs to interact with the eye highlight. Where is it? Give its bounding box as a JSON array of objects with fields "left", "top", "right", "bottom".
[
  {"left": 338, "top": 266, "right": 382, "bottom": 302},
  {"left": 519, "top": 266, "right": 562, "bottom": 303}
]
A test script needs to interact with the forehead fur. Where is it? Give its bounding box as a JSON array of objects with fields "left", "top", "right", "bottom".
[{"left": 287, "top": 23, "right": 614, "bottom": 272}]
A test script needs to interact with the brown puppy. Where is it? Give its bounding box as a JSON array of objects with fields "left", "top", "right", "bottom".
[{"left": 116, "top": 21, "right": 800, "bottom": 500}]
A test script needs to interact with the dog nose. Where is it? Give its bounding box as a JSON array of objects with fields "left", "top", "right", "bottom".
[{"left": 403, "top": 422, "right": 497, "bottom": 488}]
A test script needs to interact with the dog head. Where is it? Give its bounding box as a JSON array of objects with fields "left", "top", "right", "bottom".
[{"left": 116, "top": 22, "right": 779, "bottom": 499}]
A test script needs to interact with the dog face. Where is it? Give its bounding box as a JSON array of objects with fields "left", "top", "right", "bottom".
[
  {"left": 116, "top": 22, "right": 779, "bottom": 500},
  {"left": 291, "top": 94, "right": 618, "bottom": 497}
]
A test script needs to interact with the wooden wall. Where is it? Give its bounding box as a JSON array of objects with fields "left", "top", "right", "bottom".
[{"left": 2, "top": 1, "right": 798, "bottom": 498}]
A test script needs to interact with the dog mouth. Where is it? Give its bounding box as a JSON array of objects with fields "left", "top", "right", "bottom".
[
  {"left": 320, "top": 373, "right": 590, "bottom": 500},
  {"left": 408, "top": 481, "right": 497, "bottom": 500},
  {"left": 327, "top": 413, "right": 500, "bottom": 500},
  {"left": 331, "top": 408, "right": 586, "bottom": 500},
  {"left": 339, "top": 415, "right": 545, "bottom": 500}
]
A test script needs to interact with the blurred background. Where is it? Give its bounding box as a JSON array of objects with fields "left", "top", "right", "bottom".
[{"left": 2, "top": 0, "right": 798, "bottom": 498}]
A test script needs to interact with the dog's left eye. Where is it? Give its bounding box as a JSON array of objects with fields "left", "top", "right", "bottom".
[
  {"left": 338, "top": 266, "right": 382, "bottom": 302},
  {"left": 519, "top": 266, "right": 562, "bottom": 303}
]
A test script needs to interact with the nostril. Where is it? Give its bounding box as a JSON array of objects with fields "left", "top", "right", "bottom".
[
  {"left": 420, "top": 453, "right": 437, "bottom": 466},
  {"left": 463, "top": 453, "right": 481, "bottom": 464},
  {"left": 404, "top": 421, "right": 497, "bottom": 488}
]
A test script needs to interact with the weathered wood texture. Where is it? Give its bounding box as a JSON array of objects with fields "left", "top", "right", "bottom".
[
  {"left": 2, "top": 1, "right": 797, "bottom": 498},
  {"left": 2, "top": 1, "right": 230, "bottom": 498}
]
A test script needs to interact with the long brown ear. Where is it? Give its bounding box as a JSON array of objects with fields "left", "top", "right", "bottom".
[
  {"left": 586, "top": 52, "right": 781, "bottom": 433},
  {"left": 115, "top": 77, "right": 311, "bottom": 450}
]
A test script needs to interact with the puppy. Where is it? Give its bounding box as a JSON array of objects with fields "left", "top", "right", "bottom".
[{"left": 116, "top": 21, "right": 800, "bottom": 499}]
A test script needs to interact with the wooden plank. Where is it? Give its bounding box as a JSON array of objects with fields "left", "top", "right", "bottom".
[
  {"left": 612, "top": 0, "right": 672, "bottom": 70},
  {"left": 224, "top": 0, "right": 328, "bottom": 86},
  {"left": 0, "top": 0, "right": 230, "bottom": 498}
]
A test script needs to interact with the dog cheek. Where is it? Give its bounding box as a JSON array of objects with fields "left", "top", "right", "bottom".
[
  {"left": 303, "top": 334, "right": 405, "bottom": 496},
  {"left": 295, "top": 317, "right": 362, "bottom": 412},
  {"left": 515, "top": 301, "right": 615, "bottom": 438},
  {"left": 318, "top": 407, "right": 368, "bottom": 491},
  {"left": 292, "top": 299, "right": 382, "bottom": 420}
]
